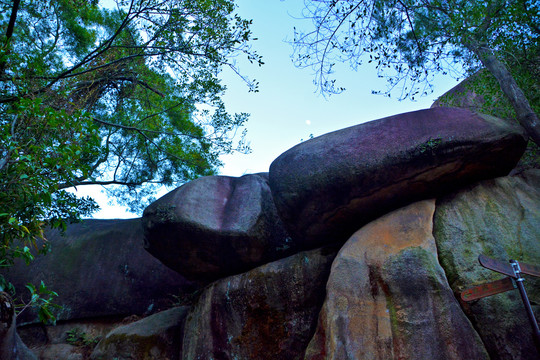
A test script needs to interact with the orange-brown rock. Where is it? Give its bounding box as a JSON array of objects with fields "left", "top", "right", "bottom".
[{"left": 305, "top": 200, "right": 488, "bottom": 360}]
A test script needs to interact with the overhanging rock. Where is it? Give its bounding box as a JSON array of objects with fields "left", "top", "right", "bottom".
[{"left": 269, "top": 107, "right": 527, "bottom": 248}]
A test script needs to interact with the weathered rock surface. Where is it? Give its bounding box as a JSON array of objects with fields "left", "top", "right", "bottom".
[
  {"left": 32, "top": 344, "right": 85, "bottom": 360},
  {"left": 143, "top": 173, "right": 295, "bottom": 282},
  {"left": 3, "top": 219, "right": 192, "bottom": 324},
  {"left": 1, "top": 292, "right": 37, "bottom": 360},
  {"left": 434, "top": 169, "right": 540, "bottom": 359},
  {"left": 181, "top": 246, "right": 338, "bottom": 360},
  {"left": 91, "top": 306, "right": 189, "bottom": 360},
  {"left": 2, "top": 104, "right": 535, "bottom": 359},
  {"left": 305, "top": 200, "right": 489, "bottom": 360},
  {"left": 269, "top": 107, "right": 527, "bottom": 248},
  {"left": 18, "top": 317, "right": 123, "bottom": 360}
]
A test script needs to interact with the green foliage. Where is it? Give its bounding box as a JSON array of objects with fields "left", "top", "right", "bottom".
[
  {"left": 1, "top": 0, "right": 260, "bottom": 210},
  {"left": 292, "top": 0, "right": 539, "bottom": 102},
  {"left": 0, "top": 94, "right": 99, "bottom": 324},
  {"left": 16, "top": 281, "right": 61, "bottom": 325},
  {"left": 0, "top": 0, "right": 260, "bottom": 323},
  {"left": 0, "top": 96, "right": 101, "bottom": 267},
  {"left": 417, "top": 137, "right": 443, "bottom": 154},
  {"left": 0, "top": 273, "right": 15, "bottom": 294},
  {"left": 439, "top": 65, "right": 540, "bottom": 122},
  {"left": 66, "top": 328, "right": 101, "bottom": 347}
]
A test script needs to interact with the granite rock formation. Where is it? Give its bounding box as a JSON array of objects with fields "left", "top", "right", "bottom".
[
  {"left": 269, "top": 107, "right": 527, "bottom": 249},
  {"left": 304, "top": 200, "right": 489, "bottom": 360},
  {"left": 91, "top": 307, "right": 189, "bottom": 360},
  {"left": 434, "top": 170, "right": 540, "bottom": 359},
  {"left": 3, "top": 219, "right": 192, "bottom": 324},
  {"left": 3, "top": 107, "right": 538, "bottom": 360},
  {"left": 143, "top": 173, "right": 294, "bottom": 283}
]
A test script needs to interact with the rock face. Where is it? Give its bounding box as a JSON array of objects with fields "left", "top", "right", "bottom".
[
  {"left": 91, "top": 307, "right": 189, "bottom": 360},
  {"left": 143, "top": 173, "right": 294, "bottom": 283},
  {"left": 20, "top": 319, "right": 121, "bottom": 360},
  {"left": 304, "top": 200, "right": 489, "bottom": 360},
  {"left": 6, "top": 107, "right": 538, "bottom": 360},
  {"left": 434, "top": 169, "right": 540, "bottom": 359},
  {"left": 181, "top": 246, "right": 338, "bottom": 360},
  {"left": 3, "top": 219, "right": 192, "bottom": 324},
  {"left": 269, "top": 107, "right": 527, "bottom": 248}
]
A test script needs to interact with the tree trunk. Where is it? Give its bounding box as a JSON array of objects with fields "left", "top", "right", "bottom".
[
  {"left": 466, "top": 41, "right": 540, "bottom": 145},
  {"left": 0, "top": 291, "right": 16, "bottom": 359},
  {"left": 0, "top": 292, "right": 37, "bottom": 360},
  {"left": 0, "top": 0, "right": 20, "bottom": 77}
]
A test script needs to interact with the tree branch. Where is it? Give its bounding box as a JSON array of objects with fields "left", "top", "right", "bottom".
[
  {"left": 75, "top": 75, "right": 165, "bottom": 97},
  {"left": 4, "top": 0, "right": 20, "bottom": 44},
  {"left": 58, "top": 179, "right": 148, "bottom": 189},
  {"left": 91, "top": 116, "right": 203, "bottom": 140},
  {"left": 0, "top": 0, "right": 21, "bottom": 77},
  {"left": 396, "top": 0, "right": 425, "bottom": 61},
  {"left": 317, "top": 1, "right": 364, "bottom": 92},
  {"left": 37, "top": 0, "right": 138, "bottom": 93}
]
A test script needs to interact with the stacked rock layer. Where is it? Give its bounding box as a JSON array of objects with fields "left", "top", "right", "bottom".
[{"left": 4, "top": 107, "right": 538, "bottom": 360}]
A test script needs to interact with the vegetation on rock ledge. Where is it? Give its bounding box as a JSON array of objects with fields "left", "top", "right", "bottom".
[{"left": 0, "top": 0, "right": 260, "bottom": 322}]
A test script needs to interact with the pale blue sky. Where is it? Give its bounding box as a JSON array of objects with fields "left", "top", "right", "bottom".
[{"left": 78, "top": 0, "right": 460, "bottom": 218}]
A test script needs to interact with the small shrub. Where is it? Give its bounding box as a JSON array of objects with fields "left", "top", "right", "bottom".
[{"left": 66, "top": 328, "right": 100, "bottom": 348}]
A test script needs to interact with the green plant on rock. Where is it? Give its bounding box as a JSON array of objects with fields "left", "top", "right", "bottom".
[
  {"left": 66, "top": 328, "right": 101, "bottom": 348},
  {"left": 15, "top": 281, "right": 61, "bottom": 325},
  {"left": 417, "top": 137, "right": 443, "bottom": 154}
]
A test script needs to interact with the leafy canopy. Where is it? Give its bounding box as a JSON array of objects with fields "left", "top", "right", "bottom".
[
  {"left": 0, "top": 0, "right": 261, "bottom": 320},
  {"left": 292, "top": 0, "right": 539, "bottom": 103}
]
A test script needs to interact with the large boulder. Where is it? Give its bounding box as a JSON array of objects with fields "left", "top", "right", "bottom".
[
  {"left": 91, "top": 306, "right": 189, "bottom": 360},
  {"left": 3, "top": 219, "right": 192, "bottom": 324},
  {"left": 143, "top": 173, "right": 295, "bottom": 283},
  {"left": 269, "top": 107, "right": 527, "bottom": 249},
  {"left": 181, "top": 246, "right": 338, "bottom": 360},
  {"left": 305, "top": 200, "right": 488, "bottom": 360},
  {"left": 434, "top": 169, "right": 540, "bottom": 359}
]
